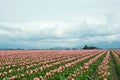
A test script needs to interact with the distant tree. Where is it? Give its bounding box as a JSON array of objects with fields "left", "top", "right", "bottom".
[
  {"left": 83, "top": 45, "right": 88, "bottom": 49},
  {"left": 66, "top": 48, "right": 71, "bottom": 50},
  {"left": 83, "top": 45, "right": 99, "bottom": 49},
  {"left": 72, "top": 48, "right": 76, "bottom": 50}
]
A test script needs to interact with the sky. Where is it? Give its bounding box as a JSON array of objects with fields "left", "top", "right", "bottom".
[{"left": 0, "top": 0, "right": 120, "bottom": 49}]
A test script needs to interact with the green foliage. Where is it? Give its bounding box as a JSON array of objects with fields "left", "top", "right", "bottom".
[
  {"left": 111, "top": 51, "right": 120, "bottom": 79},
  {"left": 75, "top": 54, "right": 105, "bottom": 80}
]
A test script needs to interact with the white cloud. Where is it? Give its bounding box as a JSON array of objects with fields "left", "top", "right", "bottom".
[
  {"left": 0, "top": 0, "right": 120, "bottom": 48},
  {"left": 0, "top": 15, "right": 120, "bottom": 48}
]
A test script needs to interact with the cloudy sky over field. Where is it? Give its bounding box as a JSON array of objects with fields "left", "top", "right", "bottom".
[{"left": 0, "top": 0, "right": 120, "bottom": 49}]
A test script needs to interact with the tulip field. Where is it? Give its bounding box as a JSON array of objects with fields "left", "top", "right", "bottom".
[{"left": 0, "top": 50, "right": 120, "bottom": 80}]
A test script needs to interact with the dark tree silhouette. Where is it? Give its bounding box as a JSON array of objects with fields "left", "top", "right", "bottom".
[
  {"left": 83, "top": 45, "right": 98, "bottom": 49},
  {"left": 83, "top": 45, "right": 88, "bottom": 49}
]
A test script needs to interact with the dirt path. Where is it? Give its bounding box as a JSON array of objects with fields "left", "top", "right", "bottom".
[{"left": 110, "top": 53, "right": 119, "bottom": 80}]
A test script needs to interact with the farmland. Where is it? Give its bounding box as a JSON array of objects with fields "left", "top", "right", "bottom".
[{"left": 0, "top": 50, "right": 120, "bottom": 80}]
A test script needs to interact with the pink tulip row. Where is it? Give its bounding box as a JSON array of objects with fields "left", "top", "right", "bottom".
[
  {"left": 0, "top": 50, "right": 62, "bottom": 66},
  {"left": 0, "top": 50, "right": 88, "bottom": 69},
  {"left": 111, "top": 51, "right": 120, "bottom": 63},
  {"left": 67, "top": 51, "right": 106, "bottom": 80},
  {"left": 0, "top": 51, "right": 77, "bottom": 68},
  {"left": 0, "top": 52, "right": 86, "bottom": 78},
  {"left": 111, "top": 51, "right": 119, "bottom": 58},
  {"left": 96, "top": 51, "right": 110, "bottom": 80},
  {"left": 43, "top": 51, "right": 104, "bottom": 79},
  {"left": 27, "top": 51, "right": 102, "bottom": 79},
  {"left": 0, "top": 51, "right": 82, "bottom": 78},
  {"left": 9, "top": 51, "right": 96, "bottom": 79},
  {"left": 0, "top": 50, "right": 104, "bottom": 80},
  {"left": 113, "top": 50, "right": 120, "bottom": 56},
  {"left": 2, "top": 50, "right": 99, "bottom": 73}
]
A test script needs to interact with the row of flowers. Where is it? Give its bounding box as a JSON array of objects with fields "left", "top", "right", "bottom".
[
  {"left": 0, "top": 50, "right": 102, "bottom": 80},
  {"left": 41, "top": 51, "right": 104, "bottom": 79},
  {"left": 2, "top": 51, "right": 88, "bottom": 76},
  {"left": 66, "top": 50, "right": 106, "bottom": 80},
  {"left": 111, "top": 50, "right": 120, "bottom": 79},
  {"left": 96, "top": 51, "right": 110, "bottom": 80}
]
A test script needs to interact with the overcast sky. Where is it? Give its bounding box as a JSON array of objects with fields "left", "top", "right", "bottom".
[{"left": 0, "top": 0, "right": 120, "bottom": 49}]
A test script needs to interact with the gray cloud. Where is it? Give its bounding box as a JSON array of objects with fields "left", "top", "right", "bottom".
[
  {"left": 0, "top": 15, "right": 120, "bottom": 48},
  {"left": 0, "top": 25, "right": 22, "bottom": 32},
  {"left": 0, "top": 0, "right": 120, "bottom": 48}
]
